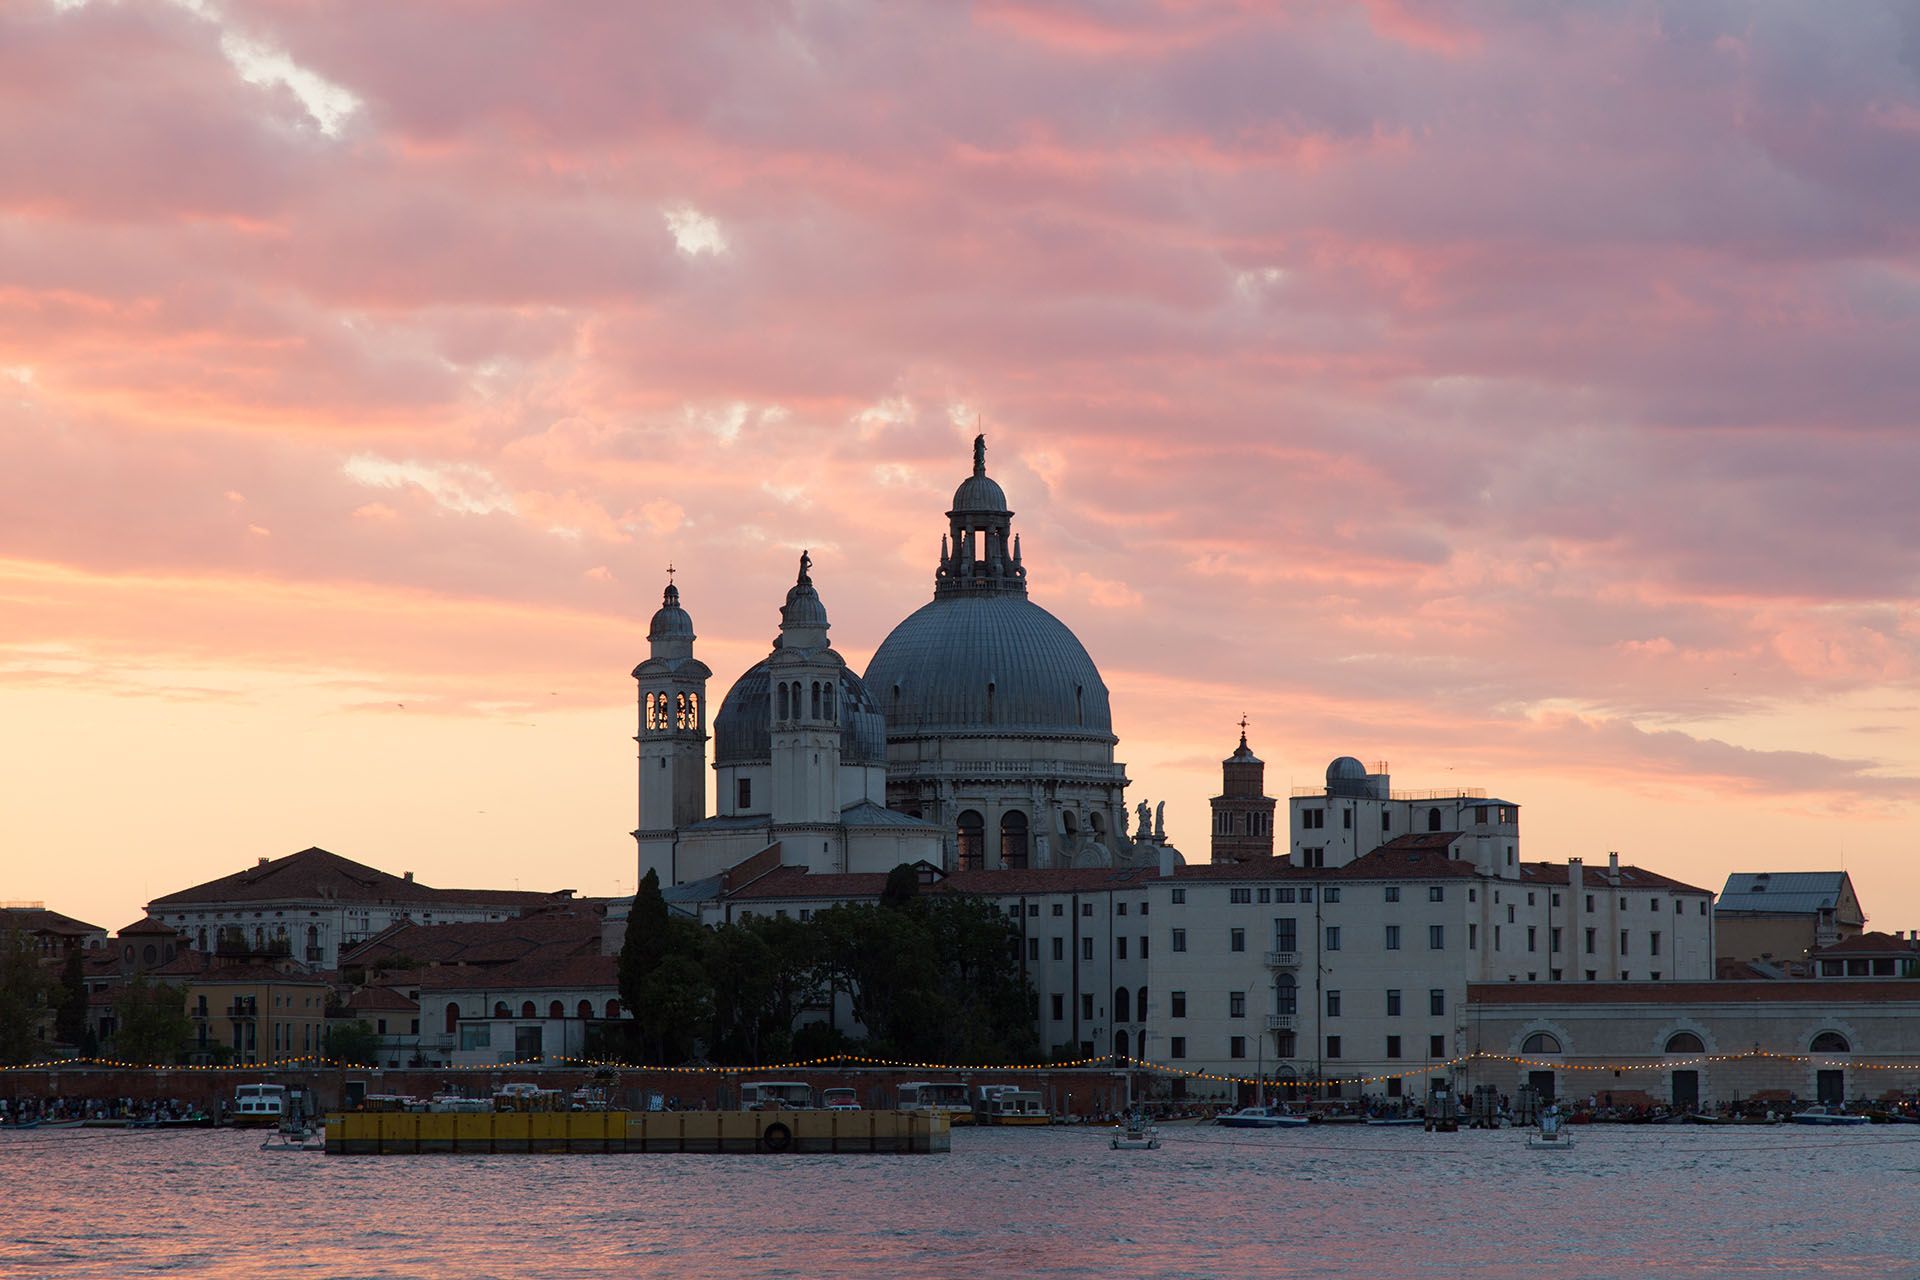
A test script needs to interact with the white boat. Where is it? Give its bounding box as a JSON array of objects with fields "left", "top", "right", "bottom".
[
  {"left": 898, "top": 1082, "right": 975, "bottom": 1125},
  {"left": 1526, "top": 1107, "right": 1575, "bottom": 1149},
  {"left": 977, "top": 1086, "right": 1050, "bottom": 1126},
  {"left": 232, "top": 1083, "right": 289, "bottom": 1129},
  {"left": 1111, "top": 1119, "right": 1159, "bottom": 1150},
  {"left": 739, "top": 1081, "right": 813, "bottom": 1111},
  {"left": 260, "top": 1121, "right": 325, "bottom": 1153},
  {"left": 1218, "top": 1106, "right": 1309, "bottom": 1129},
  {"left": 1790, "top": 1106, "right": 1870, "bottom": 1127}
]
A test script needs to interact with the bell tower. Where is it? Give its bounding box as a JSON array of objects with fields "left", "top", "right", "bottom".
[
  {"left": 767, "top": 552, "right": 845, "bottom": 834},
  {"left": 1210, "top": 718, "right": 1276, "bottom": 864},
  {"left": 634, "top": 572, "right": 710, "bottom": 884}
]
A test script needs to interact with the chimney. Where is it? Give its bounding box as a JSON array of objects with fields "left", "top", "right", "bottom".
[
  {"left": 1157, "top": 844, "right": 1177, "bottom": 878},
  {"left": 403, "top": 871, "right": 414, "bottom": 883},
  {"left": 256, "top": 857, "right": 269, "bottom": 867},
  {"left": 1607, "top": 851, "right": 1620, "bottom": 884}
]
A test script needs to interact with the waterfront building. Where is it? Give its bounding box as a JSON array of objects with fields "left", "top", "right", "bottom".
[
  {"left": 147, "top": 846, "right": 571, "bottom": 969},
  {"left": 1209, "top": 723, "right": 1276, "bottom": 864},
  {"left": 424, "top": 953, "right": 623, "bottom": 1066},
  {"left": 1143, "top": 843, "right": 1714, "bottom": 1100},
  {"left": 149, "top": 950, "right": 332, "bottom": 1066},
  {"left": 635, "top": 436, "right": 1177, "bottom": 897},
  {"left": 1809, "top": 930, "right": 1920, "bottom": 979},
  {"left": 337, "top": 984, "right": 424, "bottom": 1069},
  {"left": 1714, "top": 871, "right": 1864, "bottom": 966},
  {"left": 1462, "top": 980, "right": 1920, "bottom": 1108}
]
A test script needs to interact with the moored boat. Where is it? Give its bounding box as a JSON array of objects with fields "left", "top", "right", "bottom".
[
  {"left": 1790, "top": 1106, "right": 1870, "bottom": 1127},
  {"left": 1526, "top": 1106, "right": 1576, "bottom": 1150},
  {"left": 1111, "top": 1118, "right": 1159, "bottom": 1150},
  {"left": 1217, "top": 1106, "right": 1308, "bottom": 1129}
]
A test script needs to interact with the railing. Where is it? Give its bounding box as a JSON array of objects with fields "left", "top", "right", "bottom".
[
  {"left": 1265, "top": 1014, "right": 1297, "bottom": 1031},
  {"left": 226, "top": 1002, "right": 257, "bottom": 1018},
  {"left": 1263, "top": 950, "right": 1300, "bottom": 968},
  {"left": 1291, "top": 786, "right": 1488, "bottom": 800}
]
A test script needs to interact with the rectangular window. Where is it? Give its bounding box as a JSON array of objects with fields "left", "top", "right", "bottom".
[
  {"left": 1117, "top": 902, "right": 1127, "bottom": 916},
  {"left": 1082, "top": 903, "right": 1093, "bottom": 917},
  {"left": 1028, "top": 938, "right": 1039, "bottom": 960},
  {"left": 1170, "top": 991, "right": 1186, "bottom": 1018},
  {"left": 1051, "top": 993, "right": 1064, "bottom": 1020},
  {"left": 1230, "top": 1036, "right": 1246, "bottom": 1060},
  {"left": 1082, "top": 937, "right": 1093, "bottom": 961},
  {"left": 1527, "top": 926, "right": 1537, "bottom": 953},
  {"left": 1428, "top": 925, "right": 1445, "bottom": 950},
  {"left": 1230, "top": 928, "right": 1246, "bottom": 952},
  {"left": 1506, "top": 904, "right": 1515, "bottom": 924},
  {"left": 1052, "top": 903, "right": 1064, "bottom": 917},
  {"left": 1139, "top": 901, "right": 1148, "bottom": 916},
  {"left": 1386, "top": 1035, "right": 1402, "bottom": 1059},
  {"left": 1585, "top": 928, "right": 1596, "bottom": 955},
  {"left": 1343, "top": 808, "right": 1352, "bottom": 829},
  {"left": 1230, "top": 992, "right": 1246, "bottom": 1018},
  {"left": 1385, "top": 886, "right": 1400, "bottom": 903},
  {"left": 1428, "top": 886, "right": 1444, "bottom": 903},
  {"left": 1081, "top": 994, "right": 1093, "bottom": 1019},
  {"left": 1230, "top": 888, "right": 1252, "bottom": 904},
  {"left": 1386, "top": 989, "right": 1402, "bottom": 1016},
  {"left": 1325, "top": 926, "right": 1341, "bottom": 951},
  {"left": 1650, "top": 932, "right": 1661, "bottom": 955},
  {"left": 1300, "top": 888, "right": 1314, "bottom": 903},
  {"left": 1170, "top": 1037, "right": 1186, "bottom": 1059},
  {"left": 1172, "top": 929, "right": 1187, "bottom": 953},
  {"left": 1277, "top": 888, "right": 1296, "bottom": 903},
  {"left": 1171, "top": 888, "right": 1185, "bottom": 905},
  {"left": 1385, "top": 925, "right": 1401, "bottom": 950},
  {"left": 1324, "top": 888, "right": 1341, "bottom": 903},
  {"left": 1140, "top": 936, "right": 1149, "bottom": 959},
  {"left": 1382, "top": 810, "right": 1391, "bottom": 832},
  {"left": 459, "top": 1024, "right": 491, "bottom": 1050},
  {"left": 1303, "top": 808, "right": 1325, "bottom": 829},
  {"left": 1258, "top": 887, "right": 1270, "bottom": 903},
  {"left": 1468, "top": 923, "right": 1478, "bottom": 950},
  {"left": 1429, "top": 989, "right": 1445, "bottom": 1016},
  {"left": 1326, "top": 1035, "right": 1342, "bottom": 1059},
  {"left": 1430, "top": 1034, "right": 1446, "bottom": 1058},
  {"left": 1585, "top": 894, "right": 1595, "bottom": 912},
  {"left": 1550, "top": 927, "right": 1562, "bottom": 953},
  {"left": 736, "top": 778, "right": 751, "bottom": 809},
  {"left": 1620, "top": 930, "right": 1629, "bottom": 955},
  {"left": 1274, "top": 919, "right": 1297, "bottom": 951},
  {"left": 1494, "top": 926, "right": 1502, "bottom": 951},
  {"left": 1116, "top": 936, "right": 1128, "bottom": 960},
  {"left": 1326, "top": 990, "right": 1341, "bottom": 1017},
  {"left": 1052, "top": 938, "right": 1064, "bottom": 961}
]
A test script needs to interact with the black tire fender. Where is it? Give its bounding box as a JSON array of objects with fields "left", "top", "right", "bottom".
[{"left": 761, "top": 1121, "right": 793, "bottom": 1153}]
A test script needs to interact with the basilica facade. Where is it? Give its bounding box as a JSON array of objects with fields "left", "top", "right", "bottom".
[{"left": 633, "top": 437, "right": 1172, "bottom": 891}]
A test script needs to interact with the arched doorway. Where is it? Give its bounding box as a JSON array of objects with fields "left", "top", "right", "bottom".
[
  {"left": 1115, "top": 986, "right": 1130, "bottom": 1025},
  {"left": 956, "top": 810, "right": 985, "bottom": 871},
  {"left": 1114, "top": 1029, "right": 1129, "bottom": 1060},
  {"left": 1000, "top": 811, "right": 1030, "bottom": 870},
  {"left": 445, "top": 1002, "right": 459, "bottom": 1034},
  {"left": 1811, "top": 1031, "right": 1851, "bottom": 1105}
]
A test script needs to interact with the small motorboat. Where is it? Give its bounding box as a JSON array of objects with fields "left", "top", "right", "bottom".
[
  {"left": 1217, "top": 1106, "right": 1309, "bottom": 1129},
  {"left": 1365, "top": 1116, "right": 1424, "bottom": 1127},
  {"left": 1111, "top": 1119, "right": 1159, "bottom": 1150},
  {"left": 1526, "top": 1107, "right": 1575, "bottom": 1150},
  {"left": 261, "top": 1121, "right": 326, "bottom": 1153},
  {"left": 1790, "top": 1106, "right": 1870, "bottom": 1127}
]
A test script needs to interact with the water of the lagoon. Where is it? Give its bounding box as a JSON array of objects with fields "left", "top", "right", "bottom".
[{"left": 3, "top": 1124, "right": 1918, "bottom": 1279}]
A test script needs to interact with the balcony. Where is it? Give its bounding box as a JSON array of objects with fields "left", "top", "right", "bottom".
[
  {"left": 1265, "top": 1014, "right": 1297, "bottom": 1031},
  {"left": 226, "top": 1002, "right": 258, "bottom": 1019},
  {"left": 1263, "top": 950, "right": 1300, "bottom": 969}
]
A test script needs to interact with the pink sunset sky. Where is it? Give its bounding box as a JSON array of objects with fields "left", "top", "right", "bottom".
[{"left": 4, "top": 0, "right": 1919, "bottom": 933}]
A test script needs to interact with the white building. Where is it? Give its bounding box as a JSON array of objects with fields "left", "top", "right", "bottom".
[
  {"left": 148, "top": 847, "right": 571, "bottom": 970},
  {"left": 1290, "top": 756, "right": 1519, "bottom": 873}
]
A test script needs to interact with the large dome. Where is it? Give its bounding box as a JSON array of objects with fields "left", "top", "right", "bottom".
[
  {"left": 713, "top": 662, "right": 888, "bottom": 766},
  {"left": 864, "top": 594, "right": 1113, "bottom": 741}
]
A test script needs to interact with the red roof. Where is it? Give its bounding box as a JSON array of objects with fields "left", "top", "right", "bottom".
[
  {"left": 117, "top": 917, "right": 185, "bottom": 937},
  {"left": 724, "top": 864, "right": 1167, "bottom": 902},
  {"left": 1323, "top": 836, "right": 1482, "bottom": 880},
  {"left": 341, "top": 914, "right": 602, "bottom": 969},
  {"left": 150, "top": 847, "right": 568, "bottom": 910},
  {"left": 414, "top": 952, "right": 618, "bottom": 993},
  {"left": 1517, "top": 861, "right": 1712, "bottom": 896},
  {"left": 1466, "top": 980, "right": 1920, "bottom": 1007},
  {"left": 345, "top": 984, "right": 419, "bottom": 1014},
  {"left": 1812, "top": 931, "right": 1920, "bottom": 957},
  {"left": 0, "top": 907, "right": 105, "bottom": 937}
]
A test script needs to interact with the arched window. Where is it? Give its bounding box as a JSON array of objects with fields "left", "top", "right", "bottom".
[
  {"left": 577, "top": 1000, "right": 593, "bottom": 1020},
  {"left": 197, "top": 927, "right": 208, "bottom": 951},
  {"left": 548, "top": 1000, "right": 565, "bottom": 1019},
  {"left": 143, "top": 944, "right": 156, "bottom": 964},
  {"left": 1428, "top": 807, "right": 1442, "bottom": 832},
  {"left": 1136, "top": 987, "right": 1148, "bottom": 1022},
  {"left": 777, "top": 682, "right": 789, "bottom": 720},
  {"left": 823, "top": 681, "right": 834, "bottom": 722},
  {"left": 1000, "top": 810, "right": 1030, "bottom": 870},
  {"left": 1811, "top": 1031, "right": 1851, "bottom": 1053},
  {"left": 1275, "top": 973, "right": 1297, "bottom": 1016},
  {"left": 1090, "top": 812, "right": 1106, "bottom": 837},
  {"left": 444, "top": 1002, "right": 459, "bottom": 1034},
  {"left": 520, "top": 1000, "right": 536, "bottom": 1018},
  {"left": 1521, "top": 1032, "right": 1562, "bottom": 1054},
  {"left": 956, "top": 810, "right": 985, "bottom": 872},
  {"left": 1062, "top": 811, "right": 1078, "bottom": 838},
  {"left": 810, "top": 681, "right": 821, "bottom": 719},
  {"left": 1665, "top": 1032, "right": 1704, "bottom": 1054},
  {"left": 605, "top": 999, "right": 621, "bottom": 1018},
  {"left": 1114, "top": 1029, "right": 1129, "bottom": 1059},
  {"left": 493, "top": 1001, "right": 510, "bottom": 1018},
  {"left": 1115, "top": 986, "right": 1130, "bottom": 1024}
]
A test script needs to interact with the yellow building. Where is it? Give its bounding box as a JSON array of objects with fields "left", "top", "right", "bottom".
[{"left": 155, "top": 954, "right": 331, "bottom": 1066}]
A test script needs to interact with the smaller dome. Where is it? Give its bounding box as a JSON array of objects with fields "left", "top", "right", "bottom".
[
  {"left": 781, "top": 580, "right": 828, "bottom": 630},
  {"left": 1327, "top": 756, "right": 1367, "bottom": 784},
  {"left": 648, "top": 584, "right": 694, "bottom": 641},
  {"left": 950, "top": 472, "right": 1009, "bottom": 514}
]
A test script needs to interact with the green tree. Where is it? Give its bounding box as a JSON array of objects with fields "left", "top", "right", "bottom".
[
  {"left": 618, "top": 869, "right": 671, "bottom": 1016},
  {"left": 111, "top": 977, "right": 190, "bottom": 1065},
  {"left": 881, "top": 862, "right": 921, "bottom": 910},
  {"left": 633, "top": 954, "right": 713, "bottom": 1064},
  {"left": 705, "top": 914, "right": 818, "bottom": 1065},
  {"left": 323, "top": 1018, "right": 381, "bottom": 1066},
  {"left": 53, "top": 946, "right": 89, "bottom": 1049},
  {"left": 0, "top": 928, "right": 51, "bottom": 1064}
]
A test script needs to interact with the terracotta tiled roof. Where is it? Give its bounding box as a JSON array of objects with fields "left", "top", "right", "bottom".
[
  {"left": 1323, "top": 837, "right": 1482, "bottom": 880},
  {"left": 142, "top": 949, "right": 328, "bottom": 986},
  {"left": 0, "top": 907, "right": 105, "bottom": 937},
  {"left": 345, "top": 984, "right": 419, "bottom": 1014},
  {"left": 1812, "top": 931, "right": 1920, "bottom": 957},
  {"left": 1517, "top": 862, "right": 1712, "bottom": 895},
  {"left": 117, "top": 917, "right": 185, "bottom": 937},
  {"left": 1466, "top": 979, "right": 1920, "bottom": 1006},
  {"left": 341, "top": 915, "right": 602, "bottom": 969},
  {"left": 1169, "top": 859, "right": 1307, "bottom": 882},
  {"left": 413, "top": 952, "right": 618, "bottom": 993},
  {"left": 150, "top": 847, "right": 568, "bottom": 910}
]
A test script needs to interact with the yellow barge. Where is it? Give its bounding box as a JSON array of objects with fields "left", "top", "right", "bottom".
[{"left": 324, "top": 1108, "right": 950, "bottom": 1155}]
